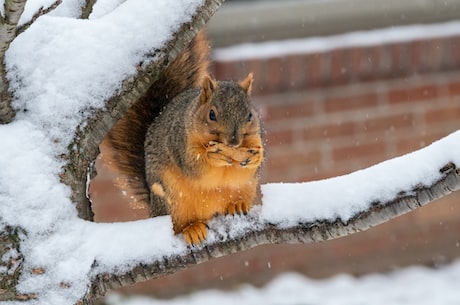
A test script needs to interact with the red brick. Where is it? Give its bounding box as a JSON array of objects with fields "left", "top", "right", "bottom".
[
  {"left": 265, "top": 57, "right": 283, "bottom": 94},
  {"left": 448, "top": 80, "right": 460, "bottom": 96},
  {"left": 395, "top": 135, "right": 433, "bottom": 155},
  {"left": 303, "top": 121, "right": 355, "bottom": 141},
  {"left": 356, "top": 113, "right": 415, "bottom": 134},
  {"left": 387, "top": 85, "right": 438, "bottom": 104},
  {"left": 324, "top": 93, "right": 378, "bottom": 113},
  {"left": 304, "top": 53, "right": 323, "bottom": 88},
  {"left": 264, "top": 101, "right": 315, "bottom": 122},
  {"left": 212, "top": 61, "right": 239, "bottom": 80},
  {"left": 266, "top": 150, "right": 322, "bottom": 180},
  {"left": 424, "top": 105, "right": 460, "bottom": 125},
  {"left": 264, "top": 128, "right": 294, "bottom": 146},
  {"left": 447, "top": 36, "right": 460, "bottom": 69},
  {"left": 285, "top": 54, "right": 307, "bottom": 90},
  {"left": 377, "top": 44, "right": 393, "bottom": 77},
  {"left": 409, "top": 39, "right": 445, "bottom": 73},
  {"left": 349, "top": 46, "right": 381, "bottom": 81},
  {"left": 330, "top": 48, "right": 351, "bottom": 85},
  {"left": 389, "top": 43, "right": 412, "bottom": 76},
  {"left": 332, "top": 141, "right": 386, "bottom": 162}
]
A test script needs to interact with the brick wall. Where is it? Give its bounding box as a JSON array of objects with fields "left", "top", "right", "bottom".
[{"left": 91, "top": 33, "right": 460, "bottom": 298}]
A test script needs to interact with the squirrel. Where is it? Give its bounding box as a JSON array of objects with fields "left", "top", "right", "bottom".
[{"left": 104, "top": 31, "right": 264, "bottom": 245}]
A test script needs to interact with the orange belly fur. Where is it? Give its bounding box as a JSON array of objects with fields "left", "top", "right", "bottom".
[{"left": 162, "top": 161, "right": 258, "bottom": 234}]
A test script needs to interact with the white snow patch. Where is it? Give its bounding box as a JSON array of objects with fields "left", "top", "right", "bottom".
[
  {"left": 261, "top": 131, "right": 460, "bottom": 226},
  {"left": 105, "top": 260, "right": 460, "bottom": 305},
  {"left": 89, "top": 0, "right": 127, "bottom": 19},
  {"left": 6, "top": 0, "right": 204, "bottom": 153}
]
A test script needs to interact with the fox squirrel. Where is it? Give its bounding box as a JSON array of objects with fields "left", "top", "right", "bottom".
[{"left": 104, "top": 32, "right": 264, "bottom": 245}]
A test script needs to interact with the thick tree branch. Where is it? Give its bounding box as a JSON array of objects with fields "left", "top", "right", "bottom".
[
  {"left": 61, "top": 0, "right": 225, "bottom": 220},
  {"left": 80, "top": 163, "right": 459, "bottom": 303},
  {"left": 0, "top": 0, "right": 28, "bottom": 124}
]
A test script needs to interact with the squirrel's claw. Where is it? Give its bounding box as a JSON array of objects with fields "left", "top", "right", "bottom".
[
  {"left": 226, "top": 201, "right": 250, "bottom": 215},
  {"left": 182, "top": 221, "right": 207, "bottom": 245}
]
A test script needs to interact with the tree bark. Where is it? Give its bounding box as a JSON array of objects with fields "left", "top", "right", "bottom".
[
  {"left": 80, "top": 163, "right": 459, "bottom": 303},
  {"left": 80, "top": 0, "right": 97, "bottom": 19},
  {"left": 0, "top": 0, "right": 28, "bottom": 124}
]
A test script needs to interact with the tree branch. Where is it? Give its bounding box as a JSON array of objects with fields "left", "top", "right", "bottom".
[
  {"left": 81, "top": 163, "right": 459, "bottom": 302},
  {"left": 0, "top": 0, "right": 28, "bottom": 124},
  {"left": 61, "top": 0, "right": 225, "bottom": 220},
  {"left": 16, "top": 0, "right": 62, "bottom": 35},
  {"left": 80, "top": 0, "right": 97, "bottom": 19}
]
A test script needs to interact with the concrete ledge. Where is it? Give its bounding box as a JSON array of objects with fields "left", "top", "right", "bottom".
[{"left": 208, "top": 0, "right": 460, "bottom": 47}]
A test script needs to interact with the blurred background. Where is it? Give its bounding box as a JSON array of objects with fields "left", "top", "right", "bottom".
[{"left": 91, "top": 0, "right": 460, "bottom": 301}]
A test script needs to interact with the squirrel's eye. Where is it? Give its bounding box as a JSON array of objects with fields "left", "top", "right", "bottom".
[
  {"left": 247, "top": 112, "right": 253, "bottom": 122},
  {"left": 209, "top": 109, "right": 217, "bottom": 121}
]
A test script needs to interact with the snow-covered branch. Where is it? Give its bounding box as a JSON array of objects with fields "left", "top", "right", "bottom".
[
  {"left": 82, "top": 139, "right": 460, "bottom": 302},
  {"left": 16, "top": 0, "right": 62, "bottom": 35}
]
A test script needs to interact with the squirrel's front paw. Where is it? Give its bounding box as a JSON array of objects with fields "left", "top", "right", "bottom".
[
  {"left": 182, "top": 221, "right": 207, "bottom": 245},
  {"left": 238, "top": 147, "right": 263, "bottom": 168},
  {"left": 226, "top": 201, "right": 250, "bottom": 215},
  {"left": 206, "top": 142, "right": 234, "bottom": 167}
]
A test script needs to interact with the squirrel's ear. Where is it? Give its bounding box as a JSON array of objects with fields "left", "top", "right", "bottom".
[
  {"left": 239, "top": 73, "right": 254, "bottom": 96},
  {"left": 200, "top": 75, "right": 217, "bottom": 105}
]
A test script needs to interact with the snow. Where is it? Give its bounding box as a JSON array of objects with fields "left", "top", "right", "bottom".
[
  {"left": 213, "top": 20, "right": 460, "bottom": 61},
  {"left": 106, "top": 260, "right": 460, "bottom": 305},
  {"left": 7, "top": 0, "right": 204, "bottom": 153},
  {"left": 1, "top": 2, "right": 460, "bottom": 304},
  {"left": 261, "top": 132, "right": 460, "bottom": 226}
]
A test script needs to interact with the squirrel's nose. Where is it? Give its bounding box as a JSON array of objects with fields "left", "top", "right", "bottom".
[{"left": 227, "top": 130, "right": 241, "bottom": 147}]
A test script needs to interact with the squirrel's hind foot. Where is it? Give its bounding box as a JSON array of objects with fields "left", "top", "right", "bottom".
[
  {"left": 182, "top": 221, "right": 208, "bottom": 245},
  {"left": 226, "top": 201, "right": 250, "bottom": 216}
]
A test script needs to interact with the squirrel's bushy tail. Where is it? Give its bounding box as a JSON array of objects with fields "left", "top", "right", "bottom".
[{"left": 102, "top": 31, "right": 210, "bottom": 205}]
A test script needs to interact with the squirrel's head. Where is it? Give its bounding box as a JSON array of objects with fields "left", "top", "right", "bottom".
[{"left": 195, "top": 73, "right": 260, "bottom": 147}]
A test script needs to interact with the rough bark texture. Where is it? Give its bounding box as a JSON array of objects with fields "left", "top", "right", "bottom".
[
  {"left": 81, "top": 163, "right": 460, "bottom": 303},
  {"left": 0, "top": 63, "right": 14, "bottom": 124},
  {"left": 0, "top": 0, "right": 28, "bottom": 124},
  {"left": 61, "top": 0, "right": 225, "bottom": 221},
  {"left": 80, "top": 0, "right": 97, "bottom": 19}
]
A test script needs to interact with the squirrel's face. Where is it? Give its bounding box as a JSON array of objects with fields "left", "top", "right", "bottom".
[{"left": 195, "top": 74, "right": 260, "bottom": 148}]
